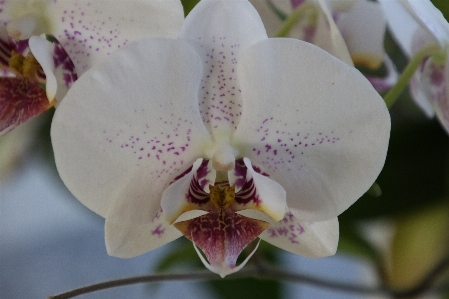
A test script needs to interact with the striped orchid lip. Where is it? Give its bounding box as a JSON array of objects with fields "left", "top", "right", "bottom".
[
  {"left": 172, "top": 161, "right": 271, "bottom": 276},
  {"left": 51, "top": 0, "right": 390, "bottom": 277}
]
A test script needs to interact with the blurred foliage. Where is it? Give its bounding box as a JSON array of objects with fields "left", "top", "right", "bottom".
[
  {"left": 154, "top": 238, "right": 202, "bottom": 272},
  {"left": 338, "top": 221, "right": 380, "bottom": 261},
  {"left": 387, "top": 202, "right": 449, "bottom": 289}
]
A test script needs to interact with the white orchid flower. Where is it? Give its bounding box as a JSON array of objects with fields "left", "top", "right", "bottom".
[
  {"left": 251, "top": 0, "right": 398, "bottom": 92},
  {"left": 52, "top": 0, "right": 390, "bottom": 277},
  {"left": 0, "top": 0, "right": 184, "bottom": 135},
  {"left": 379, "top": 0, "right": 449, "bottom": 132}
]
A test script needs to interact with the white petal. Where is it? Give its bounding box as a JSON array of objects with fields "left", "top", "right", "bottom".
[
  {"left": 259, "top": 211, "right": 339, "bottom": 258},
  {"left": 105, "top": 209, "right": 182, "bottom": 258},
  {"left": 161, "top": 158, "right": 211, "bottom": 224},
  {"left": 378, "top": 0, "right": 436, "bottom": 57},
  {"left": 248, "top": 0, "right": 284, "bottom": 37},
  {"left": 51, "top": 38, "right": 212, "bottom": 225},
  {"left": 234, "top": 38, "right": 390, "bottom": 221},
  {"left": 421, "top": 59, "right": 449, "bottom": 134},
  {"left": 28, "top": 36, "right": 57, "bottom": 102},
  {"left": 313, "top": 0, "right": 353, "bottom": 66},
  {"left": 179, "top": 0, "right": 268, "bottom": 135},
  {"left": 233, "top": 158, "right": 286, "bottom": 222},
  {"left": 410, "top": 74, "right": 435, "bottom": 118},
  {"left": 47, "top": 0, "right": 184, "bottom": 76},
  {"left": 399, "top": 0, "right": 449, "bottom": 46},
  {"left": 336, "top": 0, "right": 386, "bottom": 69}
]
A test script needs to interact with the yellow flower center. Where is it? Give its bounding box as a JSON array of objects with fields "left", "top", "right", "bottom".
[
  {"left": 209, "top": 184, "right": 235, "bottom": 210},
  {"left": 9, "top": 50, "right": 42, "bottom": 80}
]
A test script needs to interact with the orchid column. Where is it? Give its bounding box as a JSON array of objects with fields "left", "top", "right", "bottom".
[{"left": 51, "top": 0, "right": 391, "bottom": 277}]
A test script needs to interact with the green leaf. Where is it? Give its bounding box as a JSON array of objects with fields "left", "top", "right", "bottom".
[
  {"left": 432, "top": 0, "right": 449, "bottom": 22},
  {"left": 181, "top": 0, "right": 201, "bottom": 17}
]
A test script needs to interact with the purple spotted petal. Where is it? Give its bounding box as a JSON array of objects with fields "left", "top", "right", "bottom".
[
  {"left": 234, "top": 38, "right": 390, "bottom": 222},
  {"left": 47, "top": 0, "right": 184, "bottom": 76},
  {"left": 180, "top": 0, "right": 268, "bottom": 134},
  {"left": 161, "top": 159, "right": 216, "bottom": 224},
  {"left": 259, "top": 209, "right": 339, "bottom": 257},
  {"left": 29, "top": 36, "right": 78, "bottom": 102},
  {"left": 105, "top": 209, "right": 182, "bottom": 258},
  {"left": 231, "top": 158, "right": 286, "bottom": 222},
  {"left": 51, "top": 38, "right": 212, "bottom": 225},
  {"left": 419, "top": 59, "right": 449, "bottom": 134}
]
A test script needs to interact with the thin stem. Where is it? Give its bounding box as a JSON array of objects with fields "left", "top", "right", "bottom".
[
  {"left": 48, "top": 258, "right": 449, "bottom": 299},
  {"left": 383, "top": 43, "right": 442, "bottom": 109},
  {"left": 47, "top": 270, "right": 220, "bottom": 299},
  {"left": 274, "top": 2, "right": 316, "bottom": 38}
]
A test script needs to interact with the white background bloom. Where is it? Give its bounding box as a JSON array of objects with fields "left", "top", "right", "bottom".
[{"left": 379, "top": 0, "right": 449, "bottom": 133}]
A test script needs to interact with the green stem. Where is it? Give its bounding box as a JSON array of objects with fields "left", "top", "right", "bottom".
[
  {"left": 383, "top": 43, "right": 443, "bottom": 109},
  {"left": 274, "top": 2, "right": 316, "bottom": 38}
]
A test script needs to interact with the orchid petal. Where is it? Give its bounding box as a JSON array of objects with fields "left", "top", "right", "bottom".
[
  {"left": 397, "top": 0, "right": 449, "bottom": 47},
  {"left": 161, "top": 158, "right": 216, "bottom": 224},
  {"left": 105, "top": 209, "right": 182, "bottom": 258},
  {"left": 410, "top": 73, "right": 436, "bottom": 118},
  {"left": 240, "top": 208, "right": 338, "bottom": 257},
  {"left": 335, "top": 0, "right": 386, "bottom": 69},
  {"left": 313, "top": 0, "right": 353, "bottom": 66},
  {"left": 234, "top": 38, "right": 390, "bottom": 221},
  {"left": 29, "top": 36, "right": 77, "bottom": 103},
  {"left": 46, "top": 0, "right": 184, "bottom": 76},
  {"left": 179, "top": 0, "right": 268, "bottom": 135},
  {"left": 260, "top": 211, "right": 338, "bottom": 257},
  {"left": 420, "top": 60, "right": 449, "bottom": 133},
  {"left": 51, "top": 38, "right": 212, "bottom": 225},
  {"left": 378, "top": 0, "right": 435, "bottom": 57},
  {"left": 232, "top": 158, "right": 287, "bottom": 222}
]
